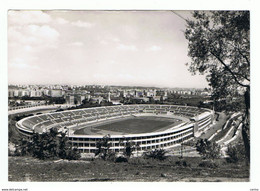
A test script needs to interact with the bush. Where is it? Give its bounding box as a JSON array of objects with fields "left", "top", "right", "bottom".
[
  {"left": 14, "top": 128, "right": 80, "bottom": 160},
  {"left": 63, "top": 148, "right": 81, "bottom": 160},
  {"left": 226, "top": 143, "right": 246, "bottom": 163},
  {"left": 143, "top": 149, "right": 167, "bottom": 161},
  {"left": 123, "top": 141, "right": 136, "bottom": 158},
  {"left": 198, "top": 160, "right": 218, "bottom": 168},
  {"left": 14, "top": 114, "right": 34, "bottom": 121},
  {"left": 95, "top": 135, "right": 114, "bottom": 161},
  {"left": 107, "top": 151, "right": 117, "bottom": 162},
  {"left": 115, "top": 156, "right": 128, "bottom": 163},
  {"left": 175, "top": 160, "right": 189, "bottom": 167},
  {"left": 196, "top": 139, "right": 221, "bottom": 159},
  {"left": 8, "top": 143, "right": 16, "bottom": 156}
]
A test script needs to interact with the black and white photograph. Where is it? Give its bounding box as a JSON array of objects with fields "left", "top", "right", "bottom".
[{"left": 1, "top": 0, "right": 260, "bottom": 190}]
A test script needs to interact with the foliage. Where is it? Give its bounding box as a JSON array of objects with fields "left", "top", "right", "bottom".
[
  {"left": 14, "top": 128, "right": 80, "bottom": 160},
  {"left": 175, "top": 160, "right": 189, "bottom": 167},
  {"left": 115, "top": 156, "right": 128, "bottom": 163},
  {"left": 55, "top": 108, "right": 64, "bottom": 112},
  {"left": 48, "top": 97, "right": 66, "bottom": 104},
  {"left": 185, "top": 11, "right": 249, "bottom": 91},
  {"left": 143, "top": 149, "right": 168, "bottom": 161},
  {"left": 95, "top": 135, "right": 115, "bottom": 161},
  {"left": 8, "top": 117, "right": 21, "bottom": 144},
  {"left": 58, "top": 132, "right": 81, "bottom": 160},
  {"left": 123, "top": 141, "right": 136, "bottom": 158},
  {"left": 195, "top": 139, "right": 221, "bottom": 159},
  {"left": 185, "top": 11, "right": 250, "bottom": 161},
  {"left": 66, "top": 100, "right": 113, "bottom": 110},
  {"left": 226, "top": 142, "right": 246, "bottom": 163},
  {"left": 14, "top": 114, "right": 34, "bottom": 121},
  {"left": 198, "top": 160, "right": 218, "bottom": 168},
  {"left": 14, "top": 137, "right": 32, "bottom": 156},
  {"left": 166, "top": 95, "right": 209, "bottom": 108},
  {"left": 19, "top": 96, "right": 45, "bottom": 100}
]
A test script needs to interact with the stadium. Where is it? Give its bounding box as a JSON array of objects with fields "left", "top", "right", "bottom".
[{"left": 16, "top": 104, "right": 214, "bottom": 157}]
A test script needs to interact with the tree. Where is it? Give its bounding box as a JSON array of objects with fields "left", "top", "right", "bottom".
[
  {"left": 195, "top": 139, "right": 221, "bottom": 159},
  {"left": 82, "top": 99, "right": 88, "bottom": 105},
  {"left": 58, "top": 131, "right": 81, "bottom": 160},
  {"left": 95, "top": 134, "right": 115, "bottom": 161},
  {"left": 143, "top": 149, "right": 168, "bottom": 161},
  {"left": 226, "top": 142, "right": 246, "bottom": 163},
  {"left": 14, "top": 128, "right": 80, "bottom": 160},
  {"left": 185, "top": 11, "right": 250, "bottom": 161},
  {"left": 123, "top": 141, "right": 135, "bottom": 158}
]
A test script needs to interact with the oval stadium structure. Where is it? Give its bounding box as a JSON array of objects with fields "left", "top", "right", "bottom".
[{"left": 16, "top": 104, "right": 214, "bottom": 156}]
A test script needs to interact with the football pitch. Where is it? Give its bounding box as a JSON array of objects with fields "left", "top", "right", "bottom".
[{"left": 74, "top": 116, "right": 183, "bottom": 135}]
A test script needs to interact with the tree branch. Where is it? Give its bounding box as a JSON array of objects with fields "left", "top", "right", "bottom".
[
  {"left": 226, "top": 41, "right": 250, "bottom": 67},
  {"left": 237, "top": 48, "right": 250, "bottom": 67},
  {"left": 210, "top": 51, "right": 250, "bottom": 88},
  {"left": 233, "top": 71, "right": 250, "bottom": 82}
]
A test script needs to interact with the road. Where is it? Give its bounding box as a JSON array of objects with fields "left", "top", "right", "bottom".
[{"left": 199, "top": 112, "right": 227, "bottom": 140}]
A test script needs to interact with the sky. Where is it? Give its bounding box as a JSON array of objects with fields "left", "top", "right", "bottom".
[{"left": 8, "top": 10, "right": 208, "bottom": 88}]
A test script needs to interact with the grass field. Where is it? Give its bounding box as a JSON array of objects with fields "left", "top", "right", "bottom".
[
  {"left": 74, "top": 116, "right": 182, "bottom": 135},
  {"left": 8, "top": 156, "right": 249, "bottom": 182}
]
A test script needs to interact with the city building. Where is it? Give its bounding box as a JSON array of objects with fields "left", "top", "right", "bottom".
[
  {"left": 51, "top": 89, "right": 63, "bottom": 97},
  {"left": 66, "top": 95, "right": 75, "bottom": 105}
]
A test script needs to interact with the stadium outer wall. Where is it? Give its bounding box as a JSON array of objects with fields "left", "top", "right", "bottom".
[{"left": 15, "top": 104, "right": 214, "bottom": 157}]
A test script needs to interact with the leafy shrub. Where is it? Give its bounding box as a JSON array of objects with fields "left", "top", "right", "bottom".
[
  {"left": 196, "top": 139, "right": 221, "bottom": 159},
  {"left": 175, "top": 160, "right": 189, "bottom": 167},
  {"left": 14, "top": 114, "right": 34, "bottom": 122},
  {"left": 107, "top": 151, "right": 117, "bottom": 162},
  {"left": 226, "top": 143, "right": 246, "bottom": 163},
  {"left": 8, "top": 117, "right": 21, "bottom": 144},
  {"left": 115, "top": 156, "right": 128, "bottom": 163},
  {"left": 95, "top": 135, "right": 114, "bottom": 161},
  {"left": 198, "top": 160, "right": 218, "bottom": 168},
  {"left": 14, "top": 128, "right": 80, "bottom": 160},
  {"left": 62, "top": 148, "right": 81, "bottom": 160},
  {"left": 143, "top": 149, "right": 167, "bottom": 161},
  {"left": 123, "top": 141, "right": 136, "bottom": 158}
]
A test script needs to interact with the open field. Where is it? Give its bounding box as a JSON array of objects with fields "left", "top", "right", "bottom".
[
  {"left": 8, "top": 156, "right": 249, "bottom": 182},
  {"left": 74, "top": 116, "right": 182, "bottom": 135}
]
